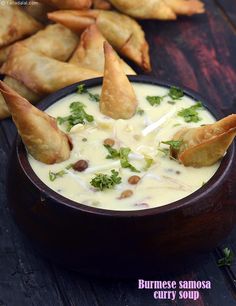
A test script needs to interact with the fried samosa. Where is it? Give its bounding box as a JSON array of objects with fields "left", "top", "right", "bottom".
[
  {"left": 0, "top": 45, "right": 10, "bottom": 66},
  {"left": 100, "top": 42, "right": 138, "bottom": 120},
  {"left": 0, "top": 25, "right": 79, "bottom": 119},
  {"left": 0, "top": 4, "right": 42, "bottom": 48},
  {"left": 1, "top": 44, "right": 101, "bottom": 96},
  {"left": 0, "top": 76, "right": 42, "bottom": 120},
  {"left": 170, "top": 115, "right": 236, "bottom": 167},
  {"left": 93, "top": 0, "right": 111, "bottom": 10},
  {"left": 4, "top": 76, "right": 41, "bottom": 104},
  {"left": 0, "top": 81, "right": 71, "bottom": 164},
  {"left": 69, "top": 24, "right": 136, "bottom": 75},
  {"left": 108, "top": 0, "right": 204, "bottom": 20},
  {"left": 0, "top": 24, "right": 79, "bottom": 65},
  {"left": 37, "top": 0, "right": 92, "bottom": 9},
  {"left": 48, "top": 10, "right": 151, "bottom": 71}
]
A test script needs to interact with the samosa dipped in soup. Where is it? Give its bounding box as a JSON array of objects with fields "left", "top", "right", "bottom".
[
  {"left": 0, "top": 81, "right": 71, "bottom": 164},
  {"left": 169, "top": 114, "right": 236, "bottom": 167},
  {"left": 100, "top": 42, "right": 138, "bottom": 119}
]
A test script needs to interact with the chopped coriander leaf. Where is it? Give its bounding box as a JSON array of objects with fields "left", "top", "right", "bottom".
[
  {"left": 88, "top": 92, "right": 100, "bottom": 102},
  {"left": 49, "top": 170, "right": 66, "bottom": 181},
  {"left": 167, "top": 101, "right": 176, "bottom": 105},
  {"left": 104, "top": 146, "right": 140, "bottom": 172},
  {"left": 57, "top": 101, "right": 94, "bottom": 131},
  {"left": 162, "top": 140, "right": 183, "bottom": 151},
  {"left": 104, "top": 145, "right": 120, "bottom": 159},
  {"left": 136, "top": 107, "right": 144, "bottom": 115},
  {"left": 217, "top": 247, "right": 234, "bottom": 267},
  {"left": 90, "top": 169, "right": 122, "bottom": 191},
  {"left": 77, "top": 84, "right": 88, "bottom": 94},
  {"left": 120, "top": 147, "right": 140, "bottom": 173},
  {"left": 178, "top": 102, "right": 202, "bottom": 123},
  {"left": 168, "top": 86, "right": 184, "bottom": 100},
  {"left": 82, "top": 137, "right": 87, "bottom": 142},
  {"left": 146, "top": 95, "right": 164, "bottom": 106},
  {"left": 77, "top": 84, "right": 100, "bottom": 101},
  {"left": 143, "top": 157, "right": 154, "bottom": 171}
]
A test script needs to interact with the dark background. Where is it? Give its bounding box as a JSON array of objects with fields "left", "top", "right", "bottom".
[{"left": 0, "top": 0, "right": 236, "bottom": 305}]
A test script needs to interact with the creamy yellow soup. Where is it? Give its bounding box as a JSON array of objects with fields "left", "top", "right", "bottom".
[{"left": 29, "top": 83, "right": 220, "bottom": 211}]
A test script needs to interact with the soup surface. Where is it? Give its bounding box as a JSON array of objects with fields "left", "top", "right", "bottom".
[{"left": 29, "top": 83, "right": 220, "bottom": 210}]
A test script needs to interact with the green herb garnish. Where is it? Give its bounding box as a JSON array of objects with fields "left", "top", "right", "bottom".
[
  {"left": 104, "top": 146, "right": 140, "bottom": 172},
  {"left": 57, "top": 101, "right": 94, "bottom": 131},
  {"left": 143, "top": 157, "right": 154, "bottom": 171},
  {"left": 82, "top": 137, "right": 88, "bottom": 142},
  {"left": 217, "top": 247, "right": 234, "bottom": 267},
  {"left": 77, "top": 84, "right": 88, "bottom": 94},
  {"left": 178, "top": 102, "right": 203, "bottom": 123},
  {"left": 167, "top": 101, "right": 176, "bottom": 105},
  {"left": 77, "top": 84, "right": 100, "bottom": 102},
  {"left": 136, "top": 107, "right": 144, "bottom": 115},
  {"left": 168, "top": 86, "right": 184, "bottom": 100},
  {"left": 90, "top": 169, "right": 122, "bottom": 191},
  {"left": 146, "top": 95, "right": 164, "bottom": 106},
  {"left": 88, "top": 92, "right": 100, "bottom": 102},
  {"left": 49, "top": 170, "right": 66, "bottom": 181},
  {"left": 162, "top": 140, "right": 183, "bottom": 151},
  {"left": 120, "top": 147, "right": 140, "bottom": 173},
  {"left": 104, "top": 145, "right": 120, "bottom": 159}
]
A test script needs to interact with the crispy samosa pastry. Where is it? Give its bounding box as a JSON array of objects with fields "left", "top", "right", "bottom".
[
  {"left": 4, "top": 76, "right": 41, "bottom": 104},
  {"left": 0, "top": 25, "right": 79, "bottom": 119},
  {"left": 37, "top": 0, "right": 92, "bottom": 9},
  {"left": 69, "top": 24, "right": 136, "bottom": 75},
  {"left": 0, "top": 94, "right": 10, "bottom": 120},
  {"left": 0, "top": 4, "right": 42, "bottom": 48},
  {"left": 0, "top": 76, "right": 42, "bottom": 120},
  {"left": 0, "top": 81, "right": 71, "bottom": 164},
  {"left": 93, "top": 0, "right": 112, "bottom": 10},
  {"left": 0, "top": 24, "right": 79, "bottom": 65},
  {"left": 100, "top": 42, "right": 138, "bottom": 120},
  {"left": 0, "top": 45, "right": 10, "bottom": 66},
  {"left": 169, "top": 114, "right": 236, "bottom": 167},
  {"left": 48, "top": 10, "right": 151, "bottom": 71},
  {"left": 1, "top": 44, "right": 101, "bottom": 95},
  {"left": 108, "top": 0, "right": 204, "bottom": 20}
]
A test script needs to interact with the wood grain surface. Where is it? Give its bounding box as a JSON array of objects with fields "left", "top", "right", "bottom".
[{"left": 0, "top": 0, "right": 236, "bottom": 305}]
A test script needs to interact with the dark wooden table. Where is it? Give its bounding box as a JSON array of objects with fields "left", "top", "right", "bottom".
[{"left": 0, "top": 0, "right": 236, "bottom": 305}]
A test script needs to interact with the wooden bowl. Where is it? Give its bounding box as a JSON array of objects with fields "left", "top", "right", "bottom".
[{"left": 7, "top": 76, "right": 236, "bottom": 277}]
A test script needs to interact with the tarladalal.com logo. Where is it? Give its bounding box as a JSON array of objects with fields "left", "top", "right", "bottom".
[
  {"left": 0, "top": 0, "right": 38, "bottom": 6},
  {"left": 138, "top": 279, "right": 211, "bottom": 301}
]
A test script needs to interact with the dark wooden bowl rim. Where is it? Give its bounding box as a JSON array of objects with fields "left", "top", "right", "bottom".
[{"left": 15, "top": 76, "right": 235, "bottom": 218}]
